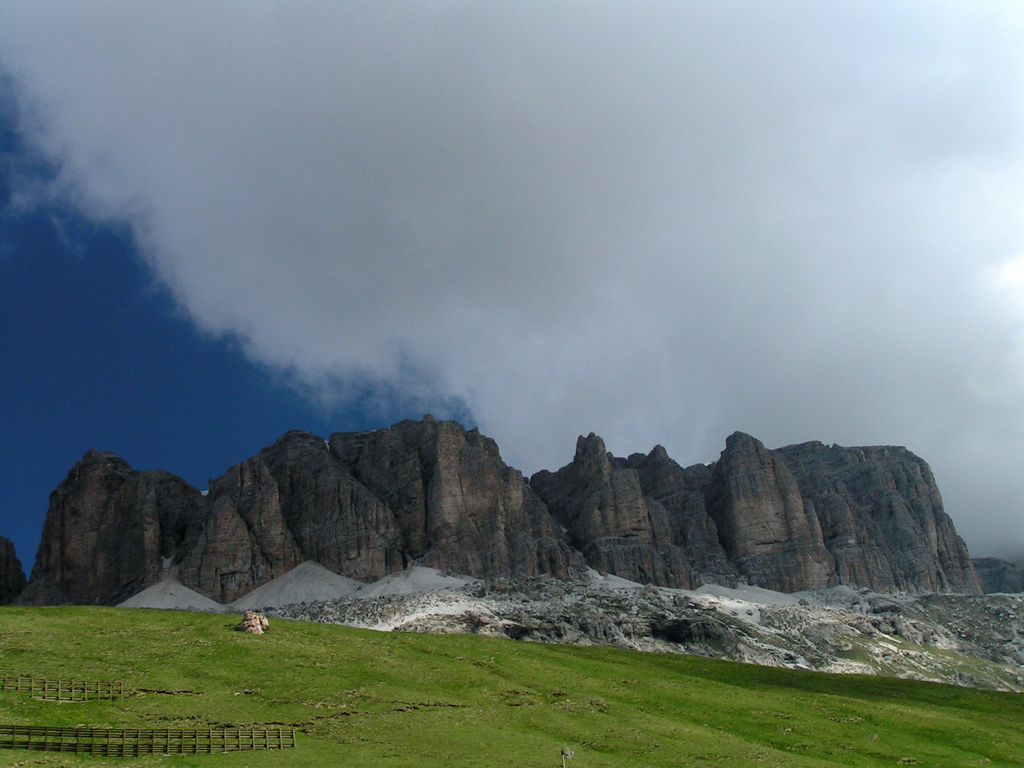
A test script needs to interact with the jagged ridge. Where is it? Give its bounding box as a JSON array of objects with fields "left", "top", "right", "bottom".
[{"left": 15, "top": 418, "right": 983, "bottom": 605}]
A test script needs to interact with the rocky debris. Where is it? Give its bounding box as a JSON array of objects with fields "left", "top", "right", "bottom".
[
  {"left": 18, "top": 451, "right": 206, "bottom": 605},
  {"left": 272, "top": 575, "right": 1024, "bottom": 691},
  {"left": 22, "top": 417, "right": 986, "bottom": 605},
  {"left": 236, "top": 610, "right": 269, "bottom": 634},
  {"left": 0, "top": 536, "right": 26, "bottom": 604},
  {"left": 117, "top": 574, "right": 227, "bottom": 613},
  {"left": 229, "top": 560, "right": 363, "bottom": 610},
  {"left": 971, "top": 557, "right": 1024, "bottom": 594}
]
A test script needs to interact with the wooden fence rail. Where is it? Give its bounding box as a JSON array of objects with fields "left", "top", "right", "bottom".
[
  {"left": 0, "top": 725, "right": 296, "bottom": 756},
  {"left": 0, "top": 676, "right": 123, "bottom": 702}
]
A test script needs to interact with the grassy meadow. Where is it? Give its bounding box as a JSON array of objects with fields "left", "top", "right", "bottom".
[{"left": 1, "top": 606, "right": 1022, "bottom": 767}]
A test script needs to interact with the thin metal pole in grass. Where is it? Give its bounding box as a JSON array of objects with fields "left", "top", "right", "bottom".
[{"left": 561, "top": 745, "right": 574, "bottom": 768}]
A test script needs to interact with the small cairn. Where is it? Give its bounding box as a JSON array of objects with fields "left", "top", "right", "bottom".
[{"left": 235, "top": 610, "right": 269, "bottom": 635}]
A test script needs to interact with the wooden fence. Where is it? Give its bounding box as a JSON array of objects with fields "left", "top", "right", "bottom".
[
  {"left": 0, "top": 676, "right": 123, "bottom": 702},
  {"left": 0, "top": 725, "right": 296, "bottom": 756}
]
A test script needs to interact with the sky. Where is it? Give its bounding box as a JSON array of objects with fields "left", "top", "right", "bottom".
[{"left": 1, "top": 2, "right": 1023, "bottom": 574}]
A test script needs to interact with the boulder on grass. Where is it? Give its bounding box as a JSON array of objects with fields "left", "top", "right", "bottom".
[{"left": 236, "top": 610, "right": 269, "bottom": 634}]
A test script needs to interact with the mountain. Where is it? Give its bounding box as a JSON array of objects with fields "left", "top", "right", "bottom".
[
  {"left": 529, "top": 434, "right": 697, "bottom": 588},
  {"left": 17, "top": 450, "right": 207, "bottom": 605},
  {"left": 0, "top": 536, "right": 26, "bottom": 604},
  {"left": 972, "top": 557, "right": 1024, "bottom": 594},
  {"left": 704, "top": 432, "right": 835, "bottom": 592},
  {"left": 776, "top": 440, "right": 982, "bottom": 593},
  {"left": 530, "top": 431, "right": 979, "bottom": 594},
  {"left": 16, "top": 418, "right": 984, "bottom": 605},
  {"left": 176, "top": 418, "right": 579, "bottom": 603}
]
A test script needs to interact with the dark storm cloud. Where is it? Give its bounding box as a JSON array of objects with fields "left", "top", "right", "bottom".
[{"left": 1, "top": 2, "right": 1022, "bottom": 555}]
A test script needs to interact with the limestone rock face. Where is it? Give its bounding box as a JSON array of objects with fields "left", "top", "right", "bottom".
[
  {"left": 179, "top": 420, "right": 580, "bottom": 602},
  {"left": 331, "top": 418, "right": 580, "bottom": 580},
  {"left": 776, "top": 441, "right": 982, "bottom": 595},
  {"left": 532, "top": 430, "right": 980, "bottom": 595},
  {"left": 530, "top": 434, "right": 694, "bottom": 588},
  {"left": 178, "top": 430, "right": 404, "bottom": 602},
  {"left": 178, "top": 454, "right": 301, "bottom": 604},
  {"left": 620, "top": 446, "right": 736, "bottom": 587},
  {"left": 18, "top": 451, "right": 206, "bottom": 605},
  {"left": 22, "top": 419, "right": 984, "bottom": 603},
  {"left": 706, "top": 433, "right": 835, "bottom": 592},
  {"left": 262, "top": 431, "right": 403, "bottom": 582},
  {"left": 971, "top": 558, "right": 1024, "bottom": 594},
  {"left": 0, "top": 536, "right": 26, "bottom": 604}
]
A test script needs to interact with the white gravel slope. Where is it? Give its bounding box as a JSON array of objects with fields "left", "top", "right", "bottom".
[
  {"left": 117, "top": 577, "right": 227, "bottom": 613},
  {"left": 230, "top": 561, "right": 364, "bottom": 610}
]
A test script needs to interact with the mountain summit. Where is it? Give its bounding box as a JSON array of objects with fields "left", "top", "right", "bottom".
[{"left": 14, "top": 418, "right": 982, "bottom": 605}]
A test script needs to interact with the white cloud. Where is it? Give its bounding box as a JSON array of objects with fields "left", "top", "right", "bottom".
[{"left": 2, "top": 2, "right": 1024, "bottom": 555}]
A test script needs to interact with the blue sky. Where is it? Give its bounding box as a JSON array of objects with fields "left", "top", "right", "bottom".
[
  {"left": 2, "top": 2, "right": 1024, "bottom": 573},
  {"left": 0, "top": 159, "right": 427, "bottom": 569}
]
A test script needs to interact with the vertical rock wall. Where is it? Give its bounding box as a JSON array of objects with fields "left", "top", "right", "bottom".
[
  {"left": 18, "top": 419, "right": 984, "bottom": 604},
  {"left": 17, "top": 451, "right": 206, "bottom": 605},
  {"left": 0, "top": 536, "right": 26, "bottom": 604}
]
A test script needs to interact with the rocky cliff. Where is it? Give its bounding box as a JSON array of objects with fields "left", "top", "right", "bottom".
[
  {"left": 176, "top": 419, "right": 579, "bottom": 603},
  {"left": 17, "top": 451, "right": 207, "bottom": 605},
  {"left": 704, "top": 433, "right": 835, "bottom": 592},
  {"left": 0, "top": 536, "right": 26, "bottom": 604},
  {"left": 530, "top": 434, "right": 694, "bottom": 588},
  {"left": 776, "top": 441, "right": 982, "bottom": 594},
  {"left": 329, "top": 418, "right": 579, "bottom": 584},
  {"left": 972, "top": 557, "right": 1024, "bottom": 594},
  {"left": 530, "top": 431, "right": 981, "bottom": 595},
  {"left": 19, "top": 419, "right": 984, "bottom": 604}
]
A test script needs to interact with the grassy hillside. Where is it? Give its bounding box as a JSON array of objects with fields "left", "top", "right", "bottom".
[{"left": 1, "top": 606, "right": 1022, "bottom": 767}]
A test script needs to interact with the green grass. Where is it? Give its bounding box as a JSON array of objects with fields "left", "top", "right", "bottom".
[{"left": 1, "top": 606, "right": 1022, "bottom": 767}]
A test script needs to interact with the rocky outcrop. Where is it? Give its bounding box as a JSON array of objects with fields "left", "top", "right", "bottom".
[
  {"left": 531, "top": 434, "right": 694, "bottom": 588},
  {"left": 235, "top": 610, "right": 269, "bottom": 634},
  {"left": 972, "top": 558, "right": 1024, "bottom": 594},
  {"left": 21, "top": 418, "right": 984, "bottom": 604},
  {"left": 0, "top": 536, "right": 26, "bottom": 604},
  {"left": 180, "top": 421, "right": 579, "bottom": 602},
  {"left": 276, "top": 577, "right": 1024, "bottom": 691},
  {"left": 330, "top": 417, "right": 580, "bottom": 581},
  {"left": 18, "top": 451, "right": 207, "bottom": 605},
  {"left": 177, "top": 452, "right": 303, "bottom": 604},
  {"left": 178, "top": 430, "right": 402, "bottom": 603},
  {"left": 706, "top": 433, "right": 835, "bottom": 592},
  {"left": 532, "top": 431, "right": 981, "bottom": 595},
  {"left": 618, "top": 447, "right": 735, "bottom": 586},
  {"left": 256, "top": 432, "right": 403, "bottom": 582},
  {"left": 776, "top": 441, "right": 982, "bottom": 594}
]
